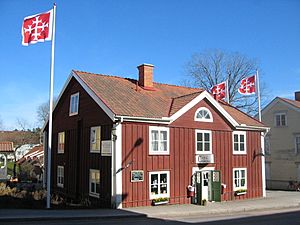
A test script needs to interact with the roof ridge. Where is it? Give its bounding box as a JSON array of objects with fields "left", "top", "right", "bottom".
[
  {"left": 73, "top": 70, "right": 203, "bottom": 90},
  {"left": 73, "top": 69, "right": 132, "bottom": 81}
]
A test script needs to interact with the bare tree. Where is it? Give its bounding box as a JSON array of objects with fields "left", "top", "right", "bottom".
[
  {"left": 36, "top": 101, "right": 49, "bottom": 127},
  {"left": 36, "top": 98, "right": 57, "bottom": 127},
  {"left": 184, "top": 49, "right": 267, "bottom": 115},
  {"left": 0, "top": 116, "right": 3, "bottom": 130}
]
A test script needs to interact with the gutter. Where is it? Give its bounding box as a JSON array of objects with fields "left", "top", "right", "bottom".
[{"left": 114, "top": 115, "right": 171, "bottom": 124}]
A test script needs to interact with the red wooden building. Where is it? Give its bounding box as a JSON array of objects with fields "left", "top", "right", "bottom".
[{"left": 45, "top": 64, "right": 268, "bottom": 208}]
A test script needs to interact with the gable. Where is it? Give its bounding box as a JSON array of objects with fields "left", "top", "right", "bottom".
[
  {"left": 171, "top": 98, "right": 232, "bottom": 131},
  {"left": 53, "top": 77, "right": 113, "bottom": 131}
]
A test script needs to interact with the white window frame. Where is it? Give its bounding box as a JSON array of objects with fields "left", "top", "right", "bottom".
[
  {"left": 149, "top": 126, "right": 169, "bottom": 155},
  {"left": 57, "top": 166, "right": 64, "bottom": 188},
  {"left": 89, "top": 169, "right": 100, "bottom": 198},
  {"left": 57, "top": 132, "right": 65, "bottom": 154},
  {"left": 194, "top": 107, "right": 213, "bottom": 122},
  {"left": 232, "top": 131, "right": 247, "bottom": 155},
  {"left": 149, "top": 171, "right": 170, "bottom": 199},
  {"left": 195, "top": 130, "right": 212, "bottom": 154},
  {"left": 90, "top": 126, "right": 101, "bottom": 153},
  {"left": 69, "top": 92, "right": 79, "bottom": 116},
  {"left": 274, "top": 112, "right": 287, "bottom": 127},
  {"left": 233, "top": 168, "right": 247, "bottom": 191},
  {"left": 295, "top": 135, "right": 300, "bottom": 154}
]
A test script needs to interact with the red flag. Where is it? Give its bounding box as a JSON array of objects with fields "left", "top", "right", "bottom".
[
  {"left": 238, "top": 75, "right": 256, "bottom": 95},
  {"left": 211, "top": 81, "right": 226, "bottom": 100},
  {"left": 22, "top": 9, "right": 53, "bottom": 46}
]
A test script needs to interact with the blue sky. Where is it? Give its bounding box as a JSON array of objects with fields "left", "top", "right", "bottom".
[{"left": 0, "top": 0, "right": 299, "bottom": 130}]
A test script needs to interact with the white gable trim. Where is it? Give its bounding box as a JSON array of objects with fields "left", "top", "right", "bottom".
[
  {"left": 42, "top": 71, "right": 115, "bottom": 131},
  {"left": 262, "top": 97, "right": 300, "bottom": 116},
  {"left": 169, "top": 90, "right": 239, "bottom": 127},
  {"left": 73, "top": 72, "right": 115, "bottom": 121}
]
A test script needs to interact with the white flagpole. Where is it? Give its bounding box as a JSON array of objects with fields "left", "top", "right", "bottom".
[
  {"left": 256, "top": 69, "right": 266, "bottom": 197},
  {"left": 226, "top": 79, "right": 230, "bottom": 104},
  {"left": 256, "top": 70, "right": 262, "bottom": 122},
  {"left": 47, "top": 3, "right": 56, "bottom": 209}
]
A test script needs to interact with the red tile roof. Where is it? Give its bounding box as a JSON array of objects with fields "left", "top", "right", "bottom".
[
  {"left": 74, "top": 70, "right": 202, "bottom": 118},
  {"left": 73, "top": 70, "right": 265, "bottom": 127},
  {"left": 0, "top": 141, "right": 14, "bottom": 153},
  {"left": 279, "top": 97, "right": 300, "bottom": 109},
  {"left": 219, "top": 101, "right": 265, "bottom": 127},
  {"left": 23, "top": 145, "right": 43, "bottom": 158}
]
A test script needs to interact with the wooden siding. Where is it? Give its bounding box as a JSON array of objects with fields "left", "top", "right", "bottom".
[
  {"left": 121, "top": 98, "right": 263, "bottom": 208},
  {"left": 51, "top": 77, "right": 113, "bottom": 207}
]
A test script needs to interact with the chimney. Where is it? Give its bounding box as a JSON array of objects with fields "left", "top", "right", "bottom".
[
  {"left": 137, "top": 64, "right": 154, "bottom": 89},
  {"left": 295, "top": 91, "right": 300, "bottom": 101}
]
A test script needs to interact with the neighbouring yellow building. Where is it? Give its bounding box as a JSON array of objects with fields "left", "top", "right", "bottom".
[{"left": 262, "top": 91, "right": 300, "bottom": 190}]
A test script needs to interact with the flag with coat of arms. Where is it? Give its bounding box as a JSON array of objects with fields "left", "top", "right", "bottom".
[
  {"left": 211, "top": 81, "right": 227, "bottom": 100},
  {"left": 22, "top": 9, "right": 53, "bottom": 46},
  {"left": 238, "top": 75, "right": 256, "bottom": 95}
]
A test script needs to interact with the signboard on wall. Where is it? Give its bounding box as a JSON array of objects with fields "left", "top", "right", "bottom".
[
  {"left": 131, "top": 170, "right": 144, "bottom": 182},
  {"left": 195, "top": 154, "right": 214, "bottom": 164},
  {"left": 101, "top": 140, "right": 112, "bottom": 156}
]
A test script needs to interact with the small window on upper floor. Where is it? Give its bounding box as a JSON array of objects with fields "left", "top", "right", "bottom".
[
  {"left": 69, "top": 92, "right": 79, "bottom": 116},
  {"left": 194, "top": 107, "right": 213, "bottom": 122},
  {"left": 274, "top": 112, "right": 287, "bottom": 127}
]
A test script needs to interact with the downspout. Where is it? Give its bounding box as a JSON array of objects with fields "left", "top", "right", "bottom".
[
  {"left": 261, "top": 128, "right": 270, "bottom": 197},
  {"left": 111, "top": 116, "right": 123, "bottom": 208}
]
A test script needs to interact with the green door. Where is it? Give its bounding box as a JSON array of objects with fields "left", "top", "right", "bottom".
[{"left": 210, "top": 170, "right": 221, "bottom": 202}]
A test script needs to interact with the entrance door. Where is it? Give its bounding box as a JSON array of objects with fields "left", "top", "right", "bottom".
[{"left": 201, "top": 171, "right": 209, "bottom": 201}]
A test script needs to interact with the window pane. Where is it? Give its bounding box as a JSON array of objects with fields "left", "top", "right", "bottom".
[
  {"left": 197, "top": 143, "right": 203, "bottom": 151},
  {"left": 151, "top": 174, "right": 158, "bottom": 184},
  {"left": 241, "top": 170, "right": 245, "bottom": 178},
  {"left": 204, "top": 143, "right": 210, "bottom": 151},
  {"left": 160, "top": 141, "right": 167, "bottom": 151},
  {"left": 204, "top": 133, "right": 210, "bottom": 141},
  {"left": 152, "top": 141, "right": 158, "bottom": 151},
  {"left": 276, "top": 115, "right": 281, "bottom": 126},
  {"left": 160, "top": 183, "right": 167, "bottom": 194},
  {"left": 241, "top": 178, "right": 245, "bottom": 187},
  {"left": 240, "top": 143, "right": 245, "bottom": 151},
  {"left": 197, "top": 133, "right": 202, "bottom": 142},
  {"left": 160, "top": 131, "right": 167, "bottom": 141},
  {"left": 234, "top": 134, "right": 238, "bottom": 142},
  {"left": 152, "top": 130, "right": 158, "bottom": 140},
  {"left": 160, "top": 173, "right": 167, "bottom": 183},
  {"left": 281, "top": 115, "right": 286, "bottom": 126},
  {"left": 96, "top": 183, "right": 100, "bottom": 193},
  {"left": 234, "top": 170, "right": 239, "bottom": 178},
  {"left": 240, "top": 135, "right": 244, "bottom": 143},
  {"left": 234, "top": 143, "right": 239, "bottom": 151},
  {"left": 151, "top": 185, "right": 158, "bottom": 194}
]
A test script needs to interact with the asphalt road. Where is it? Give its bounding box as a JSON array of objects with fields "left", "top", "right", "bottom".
[{"left": 3, "top": 209, "right": 300, "bottom": 225}]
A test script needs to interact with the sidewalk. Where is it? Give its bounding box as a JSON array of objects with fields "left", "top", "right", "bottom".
[{"left": 0, "top": 191, "right": 299, "bottom": 222}]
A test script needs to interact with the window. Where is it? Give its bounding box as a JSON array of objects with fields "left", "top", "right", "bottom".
[
  {"left": 194, "top": 107, "right": 213, "bottom": 122},
  {"left": 149, "top": 171, "right": 170, "bottom": 199},
  {"left": 264, "top": 136, "right": 270, "bottom": 155},
  {"left": 233, "top": 131, "right": 247, "bottom": 154},
  {"left": 274, "top": 113, "right": 287, "bottom": 127},
  {"left": 57, "top": 166, "right": 64, "bottom": 188},
  {"left": 90, "top": 126, "right": 101, "bottom": 153},
  {"left": 89, "top": 169, "right": 100, "bottom": 197},
  {"left": 149, "top": 126, "right": 169, "bottom": 155},
  {"left": 57, "top": 132, "right": 65, "bottom": 154},
  {"left": 295, "top": 135, "right": 300, "bottom": 154},
  {"left": 69, "top": 92, "right": 79, "bottom": 116},
  {"left": 196, "top": 130, "right": 212, "bottom": 154},
  {"left": 233, "top": 168, "right": 247, "bottom": 191}
]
